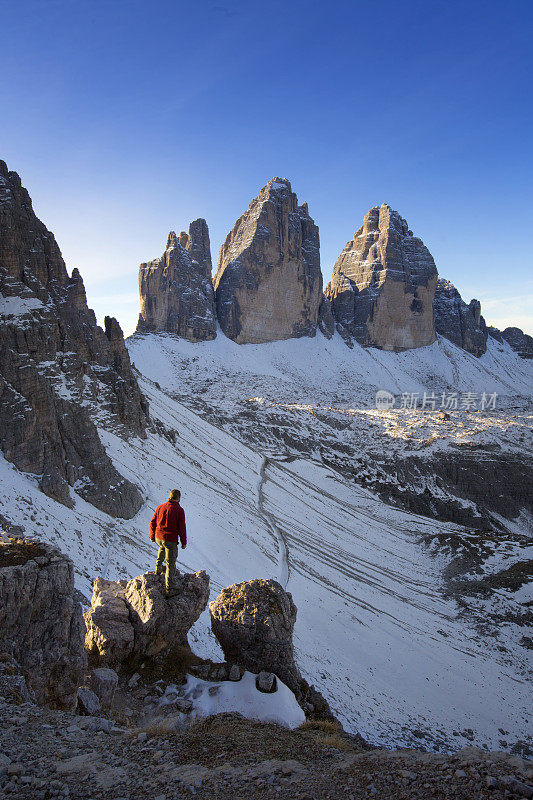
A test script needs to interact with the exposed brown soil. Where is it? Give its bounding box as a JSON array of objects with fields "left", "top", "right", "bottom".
[{"left": 0, "top": 539, "right": 46, "bottom": 568}]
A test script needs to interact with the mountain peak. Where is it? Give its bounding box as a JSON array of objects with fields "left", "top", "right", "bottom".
[{"left": 214, "top": 178, "right": 321, "bottom": 344}]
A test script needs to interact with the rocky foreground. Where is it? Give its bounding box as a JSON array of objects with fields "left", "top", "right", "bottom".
[
  {"left": 1, "top": 698, "right": 533, "bottom": 800},
  {"left": 1, "top": 535, "right": 533, "bottom": 799}
]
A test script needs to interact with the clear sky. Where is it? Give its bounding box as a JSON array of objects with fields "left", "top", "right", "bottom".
[{"left": 1, "top": 0, "right": 532, "bottom": 336}]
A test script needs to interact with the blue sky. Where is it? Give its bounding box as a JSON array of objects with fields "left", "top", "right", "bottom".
[{"left": 1, "top": 0, "right": 532, "bottom": 335}]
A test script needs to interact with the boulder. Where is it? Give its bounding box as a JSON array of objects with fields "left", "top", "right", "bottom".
[
  {"left": 0, "top": 160, "right": 147, "bottom": 517},
  {"left": 84, "top": 570, "right": 210, "bottom": 669},
  {"left": 326, "top": 203, "right": 437, "bottom": 350},
  {"left": 0, "top": 538, "right": 86, "bottom": 709},
  {"left": 137, "top": 221, "right": 217, "bottom": 341},
  {"left": 88, "top": 667, "right": 119, "bottom": 707},
  {"left": 77, "top": 686, "right": 101, "bottom": 716},
  {"left": 257, "top": 671, "right": 277, "bottom": 692},
  {"left": 125, "top": 571, "right": 210, "bottom": 657},
  {"left": 0, "top": 655, "right": 36, "bottom": 704},
  {"left": 209, "top": 578, "right": 301, "bottom": 695},
  {"left": 214, "top": 178, "right": 322, "bottom": 343},
  {"left": 433, "top": 278, "right": 487, "bottom": 356}
]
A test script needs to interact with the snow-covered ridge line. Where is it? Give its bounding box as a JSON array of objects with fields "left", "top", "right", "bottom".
[{"left": 127, "top": 329, "right": 532, "bottom": 404}]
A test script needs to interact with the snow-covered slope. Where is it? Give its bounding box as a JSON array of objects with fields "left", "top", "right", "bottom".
[
  {"left": 127, "top": 328, "right": 533, "bottom": 406},
  {"left": 2, "top": 337, "right": 531, "bottom": 752},
  {"left": 128, "top": 330, "right": 533, "bottom": 531}
]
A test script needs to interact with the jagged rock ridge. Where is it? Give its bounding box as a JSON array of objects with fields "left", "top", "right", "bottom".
[
  {"left": 0, "top": 160, "right": 147, "bottom": 516},
  {"left": 488, "top": 325, "right": 533, "bottom": 359},
  {"left": 325, "top": 203, "right": 438, "bottom": 351},
  {"left": 137, "top": 219, "right": 217, "bottom": 341},
  {"left": 433, "top": 278, "right": 488, "bottom": 356},
  {"left": 214, "top": 178, "right": 322, "bottom": 344}
]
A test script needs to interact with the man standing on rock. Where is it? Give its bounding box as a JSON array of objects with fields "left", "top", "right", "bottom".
[{"left": 150, "top": 489, "right": 187, "bottom": 596}]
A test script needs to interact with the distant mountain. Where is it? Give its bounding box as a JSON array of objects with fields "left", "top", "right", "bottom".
[
  {"left": 325, "top": 203, "right": 437, "bottom": 350},
  {"left": 137, "top": 180, "right": 530, "bottom": 357},
  {"left": 214, "top": 177, "right": 322, "bottom": 344}
]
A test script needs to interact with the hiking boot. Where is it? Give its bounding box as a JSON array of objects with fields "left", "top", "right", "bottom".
[
  {"left": 155, "top": 566, "right": 164, "bottom": 576},
  {"left": 165, "top": 585, "right": 180, "bottom": 597}
]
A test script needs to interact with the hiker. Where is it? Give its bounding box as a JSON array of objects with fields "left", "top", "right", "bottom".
[{"left": 149, "top": 489, "right": 187, "bottom": 596}]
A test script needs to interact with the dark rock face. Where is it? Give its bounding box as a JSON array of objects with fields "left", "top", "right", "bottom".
[
  {"left": 137, "top": 220, "right": 217, "bottom": 341},
  {"left": 214, "top": 178, "right": 322, "bottom": 344},
  {"left": 209, "top": 578, "right": 301, "bottom": 695},
  {"left": 433, "top": 279, "right": 487, "bottom": 356},
  {"left": 374, "top": 449, "right": 533, "bottom": 532},
  {"left": 317, "top": 294, "right": 335, "bottom": 339},
  {"left": 487, "top": 326, "right": 503, "bottom": 343},
  {"left": 500, "top": 327, "right": 533, "bottom": 359},
  {"left": 0, "top": 537, "right": 87, "bottom": 710},
  {"left": 0, "top": 160, "right": 147, "bottom": 517},
  {"left": 326, "top": 204, "right": 437, "bottom": 350}
]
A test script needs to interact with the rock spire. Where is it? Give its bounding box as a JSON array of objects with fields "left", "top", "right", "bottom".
[
  {"left": 214, "top": 178, "right": 322, "bottom": 344},
  {"left": 137, "top": 219, "right": 217, "bottom": 341},
  {"left": 325, "top": 204, "right": 438, "bottom": 351}
]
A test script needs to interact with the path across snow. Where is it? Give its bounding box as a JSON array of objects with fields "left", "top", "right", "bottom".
[{"left": 257, "top": 456, "right": 290, "bottom": 589}]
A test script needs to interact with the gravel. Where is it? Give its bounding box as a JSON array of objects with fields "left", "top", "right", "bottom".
[{"left": 1, "top": 694, "right": 532, "bottom": 800}]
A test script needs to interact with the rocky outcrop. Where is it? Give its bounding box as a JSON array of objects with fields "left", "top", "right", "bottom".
[
  {"left": 214, "top": 178, "right": 322, "bottom": 344},
  {"left": 137, "top": 220, "right": 216, "bottom": 341},
  {"left": 498, "top": 327, "right": 533, "bottom": 359},
  {"left": 209, "top": 578, "right": 301, "bottom": 695},
  {"left": 325, "top": 204, "right": 437, "bottom": 350},
  {"left": 433, "top": 279, "right": 487, "bottom": 356},
  {"left": 0, "top": 160, "right": 148, "bottom": 516},
  {"left": 84, "top": 570, "right": 210, "bottom": 669},
  {"left": 0, "top": 537, "right": 86, "bottom": 709}
]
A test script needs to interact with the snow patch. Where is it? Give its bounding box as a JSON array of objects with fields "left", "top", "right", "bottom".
[{"left": 170, "top": 672, "right": 304, "bottom": 729}]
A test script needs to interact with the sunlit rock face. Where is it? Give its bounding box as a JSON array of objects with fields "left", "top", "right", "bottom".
[
  {"left": 433, "top": 278, "right": 487, "bottom": 357},
  {"left": 325, "top": 204, "right": 438, "bottom": 351},
  {"left": 214, "top": 178, "right": 322, "bottom": 344},
  {"left": 137, "top": 219, "right": 216, "bottom": 342}
]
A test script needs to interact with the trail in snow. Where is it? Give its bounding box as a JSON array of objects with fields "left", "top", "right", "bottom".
[{"left": 257, "top": 456, "right": 289, "bottom": 589}]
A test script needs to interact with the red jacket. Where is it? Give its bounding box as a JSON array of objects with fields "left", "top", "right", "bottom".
[{"left": 150, "top": 500, "right": 187, "bottom": 546}]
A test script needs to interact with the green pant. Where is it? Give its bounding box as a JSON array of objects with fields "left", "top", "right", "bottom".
[{"left": 155, "top": 540, "right": 178, "bottom": 589}]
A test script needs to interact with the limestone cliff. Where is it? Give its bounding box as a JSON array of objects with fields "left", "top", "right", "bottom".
[
  {"left": 433, "top": 278, "right": 487, "bottom": 356},
  {"left": 214, "top": 178, "right": 322, "bottom": 344},
  {"left": 137, "top": 219, "right": 216, "bottom": 341},
  {"left": 325, "top": 204, "right": 437, "bottom": 351},
  {"left": 0, "top": 160, "right": 147, "bottom": 516}
]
